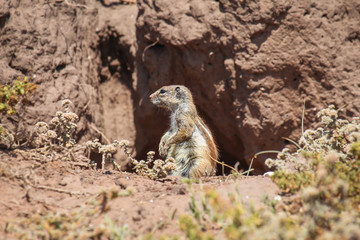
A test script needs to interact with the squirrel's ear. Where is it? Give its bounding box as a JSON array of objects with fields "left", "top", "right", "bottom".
[{"left": 175, "top": 86, "right": 182, "bottom": 98}]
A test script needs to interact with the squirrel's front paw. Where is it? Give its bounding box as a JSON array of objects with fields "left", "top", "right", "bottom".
[{"left": 159, "top": 143, "right": 169, "bottom": 158}]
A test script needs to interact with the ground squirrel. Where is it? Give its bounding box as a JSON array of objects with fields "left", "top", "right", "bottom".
[{"left": 150, "top": 85, "right": 218, "bottom": 178}]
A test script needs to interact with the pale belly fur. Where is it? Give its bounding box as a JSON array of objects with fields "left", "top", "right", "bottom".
[{"left": 169, "top": 126, "right": 207, "bottom": 166}]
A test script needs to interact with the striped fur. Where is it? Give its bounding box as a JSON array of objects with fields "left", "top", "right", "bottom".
[{"left": 150, "top": 85, "right": 218, "bottom": 178}]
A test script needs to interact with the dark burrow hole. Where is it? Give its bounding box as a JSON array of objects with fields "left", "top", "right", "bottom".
[
  {"left": 91, "top": 31, "right": 250, "bottom": 177},
  {"left": 98, "top": 30, "right": 133, "bottom": 87},
  {"left": 217, "top": 151, "right": 249, "bottom": 176}
]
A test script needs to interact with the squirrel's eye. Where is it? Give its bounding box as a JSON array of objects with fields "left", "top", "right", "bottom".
[{"left": 160, "top": 89, "right": 166, "bottom": 94}]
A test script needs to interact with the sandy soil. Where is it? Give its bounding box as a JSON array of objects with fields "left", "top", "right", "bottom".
[{"left": 0, "top": 150, "right": 279, "bottom": 239}]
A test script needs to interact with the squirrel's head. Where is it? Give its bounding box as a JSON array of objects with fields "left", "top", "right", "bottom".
[{"left": 150, "top": 85, "right": 194, "bottom": 111}]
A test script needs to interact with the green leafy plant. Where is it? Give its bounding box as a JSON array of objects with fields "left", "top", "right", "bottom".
[
  {"left": 271, "top": 170, "right": 314, "bottom": 193},
  {"left": 0, "top": 76, "right": 37, "bottom": 115},
  {"left": 0, "top": 76, "right": 37, "bottom": 149}
]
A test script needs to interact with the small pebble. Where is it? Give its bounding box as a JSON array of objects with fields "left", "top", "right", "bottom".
[{"left": 263, "top": 171, "right": 274, "bottom": 177}]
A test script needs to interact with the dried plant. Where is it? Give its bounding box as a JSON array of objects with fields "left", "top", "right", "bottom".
[
  {"left": 12, "top": 99, "right": 89, "bottom": 165},
  {"left": 265, "top": 105, "right": 360, "bottom": 172},
  {"left": 86, "top": 139, "right": 123, "bottom": 171},
  {"left": 132, "top": 151, "right": 177, "bottom": 180},
  {"left": 50, "top": 99, "right": 79, "bottom": 148},
  {"left": 0, "top": 125, "right": 15, "bottom": 149},
  {"left": 86, "top": 139, "right": 178, "bottom": 180},
  {"left": 27, "top": 99, "right": 79, "bottom": 150}
]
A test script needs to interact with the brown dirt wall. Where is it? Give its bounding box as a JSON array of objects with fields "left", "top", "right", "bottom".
[{"left": 1, "top": 0, "right": 360, "bottom": 172}]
